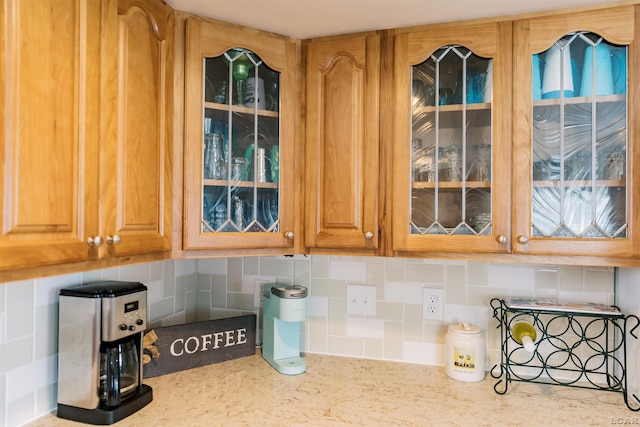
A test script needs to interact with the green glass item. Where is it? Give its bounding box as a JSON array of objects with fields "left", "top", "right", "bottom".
[
  {"left": 270, "top": 145, "right": 279, "bottom": 183},
  {"left": 232, "top": 54, "right": 251, "bottom": 105}
]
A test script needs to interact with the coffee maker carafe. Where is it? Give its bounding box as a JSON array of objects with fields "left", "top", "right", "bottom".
[{"left": 57, "top": 281, "right": 152, "bottom": 424}]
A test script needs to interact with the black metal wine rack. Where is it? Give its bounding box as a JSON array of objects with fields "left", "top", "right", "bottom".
[{"left": 490, "top": 298, "right": 640, "bottom": 410}]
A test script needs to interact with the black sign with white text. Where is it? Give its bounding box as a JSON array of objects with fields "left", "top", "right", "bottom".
[{"left": 142, "top": 315, "right": 256, "bottom": 378}]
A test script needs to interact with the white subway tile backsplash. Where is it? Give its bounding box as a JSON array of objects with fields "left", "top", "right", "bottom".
[
  {"left": 197, "top": 257, "right": 228, "bottom": 275},
  {"left": 403, "top": 341, "right": 443, "bottom": 365},
  {"left": 35, "top": 274, "right": 80, "bottom": 307},
  {"left": 6, "top": 361, "right": 36, "bottom": 402},
  {"left": 310, "top": 255, "right": 330, "bottom": 278},
  {"left": 101, "top": 267, "right": 121, "bottom": 281},
  {"left": 120, "top": 262, "right": 150, "bottom": 283},
  {"left": 7, "top": 393, "right": 34, "bottom": 427},
  {"left": 0, "top": 311, "right": 5, "bottom": 345},
  {"left": 328, "top": 335, "right": 363, "bottom": 357},
  {"left": 175, "top": 259, "right": 197, "bottom": 277},
  {"left": 307, "top": 296, "right": 329, "bottom": 317},
  {"left": 384, "top": 258, "right": 405, "bottom": 281},
  {"left": 558, "top": 265, "right": 584, "bottom": 291},
  {"left": 383, "top": 281, "right": 425, "bottom": 304},
  {"left": 0, "top": 256, "right": 622, "bottom": 426},
  {"left": 487, "top": 265, "right": 535, "bottom": 289},
  {"left": 149, "top": 261, "right": 164, "bottom": 282},
  {"left": 34, "top": 305, "right": 57, "bottom": 359},
  {"left": 363, "top": 339, "right": 384, "bottom": 359},
  {"left": 346, "top": 317, "right": 384, "bottom": 339},
  {"left": 6, "top": 281, "right": 33, "bottom": 341},
  {"left": 444, "top": 304, "right": 491, "bottom": 331},
  {"left": 81, "top": 269, "right": 102, "bottom": 284},
  {"left": 260, "top": 258, "right": 291, "bottom": 277},
  {"left": 330, "top": 260, "right": 366, "bottom": 282}
]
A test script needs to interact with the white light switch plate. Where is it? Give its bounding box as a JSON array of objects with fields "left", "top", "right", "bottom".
[{"left": 346, "top": 284, "right": 377, "bottom": 316}]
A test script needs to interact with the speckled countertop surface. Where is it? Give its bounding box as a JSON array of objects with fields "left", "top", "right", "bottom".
[{"left": 29, "top": 353, "right": 637, "bottom": 427}]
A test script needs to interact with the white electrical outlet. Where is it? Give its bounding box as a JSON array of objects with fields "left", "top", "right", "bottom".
[
  {"left": 422, "top": 287, "right": 444, "bottom": 321},
  {"left": 346, "top": 284, "right": 377, "bottom": 316}
]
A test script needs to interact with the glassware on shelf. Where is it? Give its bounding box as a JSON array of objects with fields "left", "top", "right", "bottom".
[
  {"left": 469, "top": 144, "right": 491, "bottom": 182},
  {"left": 605, "top": 151, "right": 625, "bottom": 180},
  {"left": 231, "top": 157, "right": 247, "bottom": 181},
  {"left": 201, "top": 47, "right": 282, "bottom": 236},
  {"left": 203, "top": 133, "right": 225, "bottom": 179},
  {"left": 233, "top": 196, "right": 245, "bottom": 229},
  {"left": 232, "top": 54, "right": 251, "bottom": 106}
]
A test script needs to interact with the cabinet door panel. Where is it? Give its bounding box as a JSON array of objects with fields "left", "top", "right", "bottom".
[
  {"left": 305, "top": 34, "right": 380, "bottom": 249},
  {"left": 101, "top": 0, "right": 173, "bottom": 256},
  {"left": 393, "top": 22, "right": 512, "bottom": 254},
  {"left": 0, "top": 0, "right": 100, "bottom": 270},
  {"left": 183, "top": 18, "right": 299, "bottom": 251},
  {"left": 512, "top": 6, "right": 638, "bottom": 257}
]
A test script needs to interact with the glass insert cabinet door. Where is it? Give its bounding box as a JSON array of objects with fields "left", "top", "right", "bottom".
[
  {"left": 530, "top": 33, "right": 627, "bottom": 240},
  {"left": 393, "top": 22, "right": 511, "bottom": 254},
  {"left": 512, "top": 7, "right": 636, "bottom": 257},
  {"left": 202, "top": 49, "right": 281, "bottom": 234},
  {"left": 411, "top": 47, "right": 493, "bottom": 237},
  {"left": 184, "top": 18, "right": 297, "bottom": 251}
]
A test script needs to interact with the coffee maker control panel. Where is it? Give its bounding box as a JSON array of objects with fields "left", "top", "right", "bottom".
[{"left": 103, "top": 290, "right": 147, "bottom": 342}]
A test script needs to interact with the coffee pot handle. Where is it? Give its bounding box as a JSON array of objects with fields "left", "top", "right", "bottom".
[{"left": 105, "top": 346, "right": 121, "bottom": 406}]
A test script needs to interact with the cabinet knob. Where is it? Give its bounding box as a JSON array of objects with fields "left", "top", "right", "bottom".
[
  {"left": 365, "top": 231, "right": 374, "bottom": 240},
  {"left": 496, "top": 235, "right": 507, "bottom": 244},
  {"left": 517, "top": 235, "right": 530, "bottom": 244},
  {"left": 285, "top": 231, "right": 294, "bottom": 239},
  {"left": 107, "top": 235, "right": 121, "bottom": 245},
  {"left": 87, "top": 236, "right": 103, "bottom": 247}
]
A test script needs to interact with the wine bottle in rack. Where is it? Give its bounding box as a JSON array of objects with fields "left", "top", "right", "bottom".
[{"left": 511, "top": 318, "right": 537, "bottom": 352}]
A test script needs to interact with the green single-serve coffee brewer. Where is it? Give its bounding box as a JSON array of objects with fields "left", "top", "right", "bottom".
[{"left": 262, "top": 284, "right": 307, "bottom": 375}]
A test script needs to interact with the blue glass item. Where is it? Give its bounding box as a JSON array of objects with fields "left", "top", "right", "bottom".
[
  {"left": 580, "top": 43, "right": 614, "bottom": 96},
  {"left": 611, "top": 46, "right": 627, "bottom": 95},
  {"left": 532, "top": 54, "right": 542, "bottom": 100},
  {"left": 466, "top": 68, "right": 485, "bottom": 104},
  {"left": 541, "top": 44, "right": 574, "bottom": 99},
  {"left": 483, "top": 60, "right": 493, "bottom": 102}
]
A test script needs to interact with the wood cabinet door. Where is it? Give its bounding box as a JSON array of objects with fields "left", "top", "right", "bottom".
[
  {"left": 305, "top": 34, "right": 380, "bottom": 250},
  {"left": 392, "top": 21, "right": 512, "bottom": 254},
  {"left": 183, "top": 18, "right": 299, "bottom": 251},
  {"left": 100, "top": 0, "right": 173, "bottom": 257},
  {"left": 512, "top": 6, "right": 639, "bottom": 257},
  {"left": 0, "top": 0, "right": 101, "bottom": 270}
]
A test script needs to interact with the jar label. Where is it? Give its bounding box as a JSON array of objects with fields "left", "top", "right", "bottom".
[{"left": 453, "top": 345, "right": 477, "bottom": 371}]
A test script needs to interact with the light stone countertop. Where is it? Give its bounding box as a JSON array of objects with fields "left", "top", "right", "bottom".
[{"left": 29, "top": 353, "right": 638, "bottom": 427}]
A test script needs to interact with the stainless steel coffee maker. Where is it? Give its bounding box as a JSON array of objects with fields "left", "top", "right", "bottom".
[{"left": 57, "top": 281, "right": 152, "bottom": 424}]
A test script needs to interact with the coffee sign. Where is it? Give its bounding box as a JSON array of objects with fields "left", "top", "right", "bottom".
[{"left": 142, "top": 315, "right": 256, "bottom": 378}]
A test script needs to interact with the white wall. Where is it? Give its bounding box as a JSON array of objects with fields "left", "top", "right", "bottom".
[
  {"left": 0, "top": 256, "right": 617, "bottom": 426},
  {"left": 616, "top": 267, "right": 640, "bottom": 400}
]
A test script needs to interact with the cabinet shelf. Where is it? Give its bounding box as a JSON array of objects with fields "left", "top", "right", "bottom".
[
  {"left": 490, "top": 298, "right": 640, "bottom": 411},
  {"left": 413, "top": 181, "right": 491, "bottom": 189},
  {"left": 414, "top": 102, "right": 491, "bottom": 114},
  {"left": 533, "top": 179, "right": 625, "bottom": 188},
  {"left": 204, "top": 101, "right": 279, "bottom": 117},
  {"left": 533, "top": 94, "right": 625, "bottom": 107},
  {"left": 203, "top": 179, "right": 278, "bottom": 189}
]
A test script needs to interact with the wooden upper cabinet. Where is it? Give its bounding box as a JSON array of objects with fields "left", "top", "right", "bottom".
[
  {"left": 392, "top": 21, "right": 512, "bottom": 254},
  {"left": 100, "top": 0, "right": 173, "bottom": 257},
  {"left": 183, "top": 18, "right": 300, "bottom": 252},
  {"left": 0, "top": 0, "right": 101, "bottom": 270},
  {"left": 305, "top": 33, "right": 380, "bottom": 251},
  {"left": 512, "top": 6, "right": 639, "bottom": 258}
]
